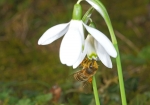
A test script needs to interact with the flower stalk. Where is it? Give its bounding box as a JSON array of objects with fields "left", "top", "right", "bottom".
[
  {"left": 104, "top": 11, "right": 127, "bottom": 104},
  {"left": 92, "top": 76, "right": 100, "bottom": 105},
  {"left": 90, "top": 0, "right": 127, "bottom": 105},
  {"left": 101, "top": 5, "right": 127, "bottom": 104},
  {"left": 114, "top": 44, "right": 127, "bottom": 105},
  {"left": 97, "top": 5, "right": 127, "bottom": 105},
  {"left": 82, "top": 0, "right": 127, "bottom": 104}
]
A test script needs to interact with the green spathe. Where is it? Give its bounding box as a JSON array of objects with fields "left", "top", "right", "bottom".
[{"left": 72, "top": 4, "right": 82, "bottom": 20}]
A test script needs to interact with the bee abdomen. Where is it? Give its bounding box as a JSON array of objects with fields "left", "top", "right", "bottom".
[{"left": 74, "top": 73, "right": 89, "bottom": 82}]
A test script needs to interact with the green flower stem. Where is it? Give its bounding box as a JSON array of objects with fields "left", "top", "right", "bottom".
[
  {"left": 82, "top": 3, "right": 127, "bottom": 105},
  {"left": 103, "top": 9, "right": 127, "bottom": 105},
  {"left": 100, "top": 4, "right": 127, "bottom": 105},
  {"left": 114, "top": 44, "right": 127, "bottom": 105},
  {"left": 92, "top": 76, "right": 100, "bottom": 105},
  {"left": 90, "top": 0, "right": 127, "bottom": 104}
]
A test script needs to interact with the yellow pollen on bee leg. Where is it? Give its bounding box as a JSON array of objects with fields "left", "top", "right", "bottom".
[
  {"left": 93, "top": 60, "right": 98, "bottom": 69},
  {"left": 88, "top": 77, "right": 93, "bottom": 83}
]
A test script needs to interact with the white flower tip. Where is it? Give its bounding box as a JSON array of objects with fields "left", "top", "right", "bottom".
[
  {"left": 38, "top": 40, "right": 42, "bottom": 45},
  {"left": 103, "top": 59, "right": 112, "bottom": 68},
  {"left": 102, "top": 60, "right": 113, "bottom": 69},
  {"left": 73, "top": 66, "right": 77, "bottom": 69},
  {"left": 38, "top": 38, "right": 49, "bottom": 45},
  {"left": 38, "top": 41, "right": 45, "bottom": 45},
  {"left": 107, "top": 64, "right": 112, "bottom": 68},
  {"left": 38, "top": 37, "right": 44, "bottom": 45},
  {"left": 112, "top": 50, "right": 117, "bottom": 58},
  {"left": 114, "top": 53, "right": 117, "bottom": 58}
]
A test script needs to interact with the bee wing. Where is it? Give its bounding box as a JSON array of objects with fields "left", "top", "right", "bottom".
[{"left": 82, "top": 81, "right": 89, "bottom": 88}]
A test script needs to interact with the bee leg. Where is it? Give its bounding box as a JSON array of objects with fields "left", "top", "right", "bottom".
[
  {"left": 73, "top": 70, "right": 81, "bottom": 80},
  {"left": 74, "top": 73, "right": 79, "bottom": 81},
  {"left": 88, "top": 77, "right": 93, "bottom": 84}
]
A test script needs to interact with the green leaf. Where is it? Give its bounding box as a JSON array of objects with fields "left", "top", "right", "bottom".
[
  {"left": 0, "top": 89, "right": 12, "bottom": 100},
  {"left": 16, "top": 98, "right": 32, "bottom": 105},
  {"left": 129, "top": 94, "right": 148, "bottom": 105},
  {"left": 79, "top": 93, "right": 94, "bottom": 105},
  {"left": 34, "top": 93, "right": 52, "bottom": 104}
]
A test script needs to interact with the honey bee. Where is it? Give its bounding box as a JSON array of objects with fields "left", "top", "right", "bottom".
[{"left": 73, "top": 58, "right": 98, "bottom": 86}]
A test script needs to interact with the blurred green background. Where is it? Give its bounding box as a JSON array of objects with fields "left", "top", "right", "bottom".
[{"left": 0, "top": 0, "right": 150, "bottom": 105}]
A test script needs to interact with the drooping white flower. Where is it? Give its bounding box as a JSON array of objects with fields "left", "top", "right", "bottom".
[
  {"left": 38, "top": 3, "right": 85, "bottom": 66},
  {"left": 38, "top": 20, "right": 84, "bottom": 66},
  {"left": 38, "top": 19, "right": 117, "bottom": 68},
  {"left": 38, "top": 2, "right": 117, "bottom": 68},
  {"left": 73, "top": 23, "right": 117, "bottom": 69}
]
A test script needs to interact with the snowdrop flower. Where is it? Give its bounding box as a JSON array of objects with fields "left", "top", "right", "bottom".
[
  {"left": 38, "top": 4, "right": 84, "bottom": 66},
  {"left": 73, "top": 24, "right": 117, "bottom": 69},
  {"left": 38, "top": 3, "right": 117, "bottom": 68}
]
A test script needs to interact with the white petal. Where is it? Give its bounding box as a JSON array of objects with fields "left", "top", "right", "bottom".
[
  {"left": 86, "top": 35, "right": 97, "bottom": 60},
  {"left": 85, "top": 0, "right": 104, "bottom": 18},
  {"left": 38, "top": 22, "right": 70, "bottom": 45},
  {"left": 83, "top": 23, "right": 117, "bottom": 58},
  {"left": 94, "top": 40, "right": 112, "bottom": 68},
  {"left": 70, "top": 20, "right": 84, "bottom": 44},
  {"left": 59, "top": 28, "right": 82, "bottom": 66},
  {"left": 73, "top": 41, "right": 87, "bottom": 69}
]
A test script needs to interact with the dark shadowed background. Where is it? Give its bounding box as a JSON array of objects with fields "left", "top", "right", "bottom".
[{"left": 0, "top": 0, "right": 150, "bottom": 105}]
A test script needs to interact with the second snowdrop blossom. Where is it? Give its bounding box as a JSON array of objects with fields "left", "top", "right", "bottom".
[{"left": 73, "top": 24, "right": 117, "bottom": 69}]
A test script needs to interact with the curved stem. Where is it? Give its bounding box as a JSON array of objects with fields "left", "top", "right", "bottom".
[
  {"left": 88, "top": 0, "right": 127, "bottom": 104},
  {"left": 114, "top": 44, "right": 127, "bottom": 105},
  {"left": 82, "top": 1, "right": 127, "bottom": 104},
  {"left": 96, "top": 1, "right": 127, "bottom": 105},
  {"left": 103, "top": 8, "right": 127, "bottom": 105},
  {"left": 92, "top": 76, "right": 100, "bottom": 105}
]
